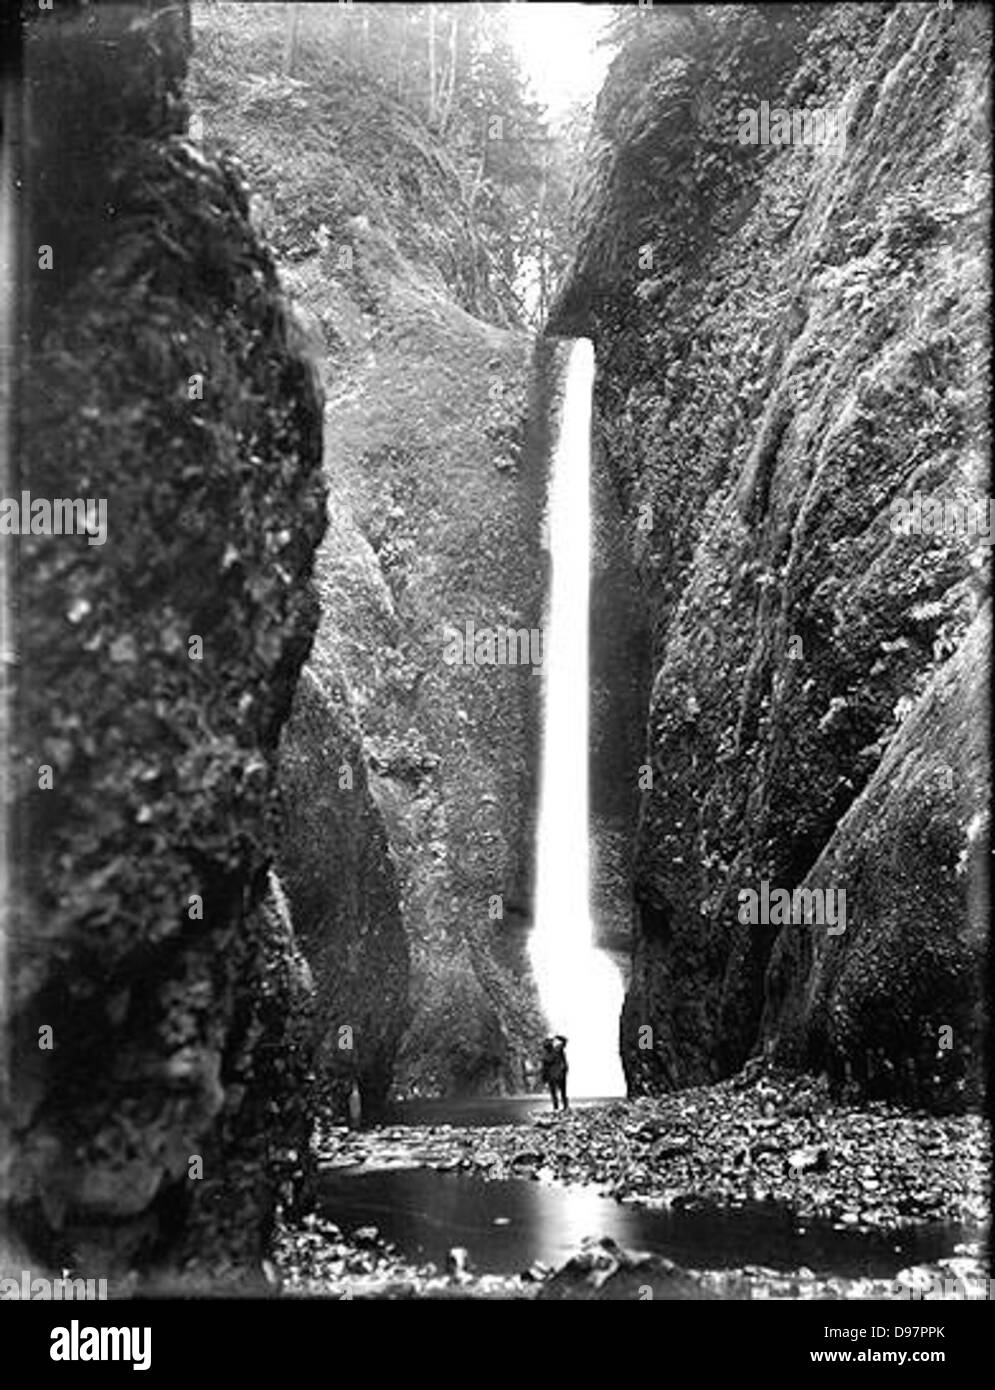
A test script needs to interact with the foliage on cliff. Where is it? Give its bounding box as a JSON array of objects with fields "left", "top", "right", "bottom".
[
  {"left": 7, "top": 1, "right": 326, "bottom": 1284},
  {"left": 552, "top": 1, "right": 990, "bottom": 1108},
  {"left": 190, "top": 3, "right": 549, "bottom": 1096},
  {"left": 189, "top": 2, "right": 540, "bottom": 323},
  {"left": 277, "top": 669, "right": 409, "bottom": 1118}
]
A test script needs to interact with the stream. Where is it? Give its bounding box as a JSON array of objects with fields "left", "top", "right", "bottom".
[{"left": 316, "top": 1098, "right": 973, "bottom": 1282}]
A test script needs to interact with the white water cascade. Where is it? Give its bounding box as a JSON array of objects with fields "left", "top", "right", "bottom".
[{"left": 528, "top": 339, "right": 626, "bottom": 1098}]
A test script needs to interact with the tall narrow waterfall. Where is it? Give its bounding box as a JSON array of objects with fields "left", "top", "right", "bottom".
[{"left": 529, "top": 339, "right": 625, "bottom": 1098}]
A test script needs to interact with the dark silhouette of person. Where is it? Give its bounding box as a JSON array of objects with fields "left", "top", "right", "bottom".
[
  {"left": 540, "top": 1035, "right": 568, "bottom": 1111},
  {"left": 347, "top": 1077, "right": 362, "bottom": 1130}
]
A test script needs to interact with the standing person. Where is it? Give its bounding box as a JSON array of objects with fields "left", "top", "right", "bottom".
[
  {"left": 347, "top": 1077, "right": 362, "bottom": 1129},
  {"left": 540, "top": 1035, "right": 569, "bottom": 1111}
]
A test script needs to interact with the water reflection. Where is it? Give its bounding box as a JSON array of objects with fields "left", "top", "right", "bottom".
[
  {"left": 319, "top": 1168, "right": 968, "bottom": 1279},
  {"left": 383, "top": 1095, "right": 609, "bottom": 1128}
]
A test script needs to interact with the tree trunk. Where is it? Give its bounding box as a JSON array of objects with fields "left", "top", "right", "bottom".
[
  {"left": 537, "top": 176, "right": 549, "bottom": 324},
  {"left": 395, "top": 11, "right": 405, "bottom": 101},
  {"left": 468, "top": 151, "right": 485, "bottom": 211},
  {"left": 427, "top": 4, "right": 437, "bottom": 124},
  {"left": 283, "top": 2, "right": 301, "bottom": 77},
  {"left": 438, "top": 11, "right": 458, "bottom": 135}
]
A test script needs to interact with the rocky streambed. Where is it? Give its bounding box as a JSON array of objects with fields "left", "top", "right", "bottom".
[{"left": 270, "top": 1072, "right": 989, "bottom": 1300}]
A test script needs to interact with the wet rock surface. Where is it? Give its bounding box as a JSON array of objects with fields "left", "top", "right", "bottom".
[
  {"left": 272, "top": 1212, "right": 529, "bottom": 1299},
  {"left": 535, "top": 1236, "right": 990, "bottom": 1303},
  {"left": 273, "top": 1216, "right": 989, "bottom": 1300},
  {"left": 551, "top": 1, "right": 990, "bottom": 1105},
  {"left": 312, "top": 1074, "right": 987, "bottom": 1233},
  {"left": 8, "top": 0, "right": 327, "bottom": 1285},
  {"left": 190, "top": 8, "right": 551, "bottom": 1101},
  {"left": 277, "top": 666, "right": 410, "bottom": 1119},
  {"left": 272, "top": 1073, "right": 989, "bottom": 1300}
]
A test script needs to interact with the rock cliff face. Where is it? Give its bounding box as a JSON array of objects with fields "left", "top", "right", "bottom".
[
  {"left": 590, "top": 426, "right": 652, "bottom": 958},
  {"left": 190, "top": 8, "right": 548, "bottom": 1095},
  {"left": 305, "top": 310, "right": 546, "bottom": 1097},
  {"left": 551, "top": 2, "right": 989, "bottom": 1107},
  {"left": 760, "top": 606, "right": 989, "bottom": 1107},
  {"left": 4, "top": 2, "right": 326, "bottom": 1285},
  {"left": 277, "top": 668, "right": 408, "bottom": 1119}
]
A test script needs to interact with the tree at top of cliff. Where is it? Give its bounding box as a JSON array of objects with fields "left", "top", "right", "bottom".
[{"left": 192, "top": 1, "right": 561, "bottom": 325}]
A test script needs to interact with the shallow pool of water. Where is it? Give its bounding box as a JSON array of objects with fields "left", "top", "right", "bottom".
[
  {"left": 318, "top": 1166, "right": 969, "bottom": 1279},
  {"left": 382, "top": 1095, "right": 609, "bottom": 1128}
]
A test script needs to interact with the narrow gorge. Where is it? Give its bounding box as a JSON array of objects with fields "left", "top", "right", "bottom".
[{"left": 1, "top": 0, "right": 988, "bottom": 1312}]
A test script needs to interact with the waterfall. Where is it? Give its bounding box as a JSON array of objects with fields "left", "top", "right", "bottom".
[{"left": 528, "top": 339, "right": 626, "bottom": 1098}]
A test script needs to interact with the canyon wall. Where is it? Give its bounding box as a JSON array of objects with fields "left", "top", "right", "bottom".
[
  {"left": 551, "top": 1, "right": 989, "bottom": 1108},
  {"left": 4, "top": 1, "right": 326, "bottom": 1286},
  {"left": 277, "top": 666, "right": 408, "bottom": 1118},
  {"left": 190, "top": 6, "right": 550, "bottom": 1096}
]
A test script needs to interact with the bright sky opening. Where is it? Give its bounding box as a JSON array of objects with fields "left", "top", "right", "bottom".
[{"left": 505, "top": 3, "right": 610, "bottom": 120}]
